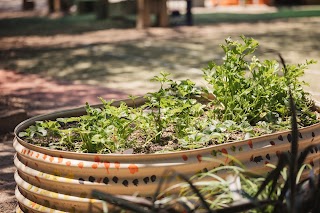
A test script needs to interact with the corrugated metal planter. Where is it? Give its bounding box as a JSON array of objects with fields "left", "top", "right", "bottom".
[{"left": 13, "top": 98, "right": 320, "bottom": 212}]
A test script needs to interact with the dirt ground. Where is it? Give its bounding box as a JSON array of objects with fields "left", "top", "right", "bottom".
[{"left": 1, "top": 3, "right": 320, "bottom": 212}]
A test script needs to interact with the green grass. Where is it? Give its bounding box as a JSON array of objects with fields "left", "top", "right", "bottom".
[
  {"left": 194, "top": 7, "right": 320, "bottom": 24},
  {"left": 0, "top": 6, "right": 320, "bottom": 37},
  {"left": 0, "top": 14, "right": 135, "bottom": 37}
]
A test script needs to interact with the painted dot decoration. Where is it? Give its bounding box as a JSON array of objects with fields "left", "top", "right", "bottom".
[
  {"left": 143, "top": 177, "right": 149, "bottom": 184},
  {"left": 151, "top": 175, "right": 156, "bottom": 182},
  {"left": 266, "top": 154, "right": 271, "bottom": 160},
  {"left": 253, "top": 156, "right": 263, "bottom": 163},
  {"left": 312, "top": 132, "right": 315, "bottom": 137},
  {"left": 88, "top": 176, "right": 95, "bottom": 183},
  {"left": 78, "top": 178, "right": 84, "bottom": 185},
  {"left": 103, "top": 177, "right": 109, "bottom": 185},
  {"left": 133, "top": 179, "right": 139, "bottom": 186},
  {"left": 278, "top": 135, "right": 283, "bottom": 141},
  {"left": 299, "top": 132, "right": 303, "bottom": 138},
  {"left": 112, "top": 176, "right": 119, "bottom": 183},
  {"left": 122, "top": 180, "right": 129, "bottom": 187}
]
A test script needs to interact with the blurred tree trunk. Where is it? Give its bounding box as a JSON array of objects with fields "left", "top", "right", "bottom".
[
  {"left": 47, "top": 0, "right": 72, "bottom": 13},
  {"left": 96, "top": 0, "right": 109, "bottom": 19},
  {"left": 22, "top": 0, "right": 35, "bottom": 11}
]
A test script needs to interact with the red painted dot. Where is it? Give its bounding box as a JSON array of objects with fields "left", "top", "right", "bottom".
[
  {"left": 248, "top": 140, "right": 253, "bottom": 149},
  {"left": 182, "top": 154, "right": 188, "bottom": 161},
  {"left": 128, "top": 164, "right": 139, "bottom": 174},
  {"left": 197, "top": 154, "right": 202, "bottom": 163},
  {"left": 250, "top": 155, "right": 254, "bottom": 162},
  {"left": 265, "top": 161, "right": 270, "bottom": 165},
  {"left": 92, "top": 163, "right": 98, "bottom": 169},
  {"left": 94, "top": 156, "right": 101, "bottom": 163},
  {"left": 114, "top": 162, "right": 120, "bottom": 170},
  {"left": 221, "top": 148, "right": 228, "bottom": 155},
  {"left": 104, "top": 161, "right": 110, "bottom": 174}
]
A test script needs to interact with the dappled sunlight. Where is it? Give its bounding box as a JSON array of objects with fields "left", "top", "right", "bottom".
[{"left": 0, "top": 70, "right": 128, "bottom": 116}]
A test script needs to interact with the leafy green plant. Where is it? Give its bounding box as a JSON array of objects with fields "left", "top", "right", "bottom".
[
  {"left": 18, "top": 36, "right": 319, "bottom": 154},
  {"left": 203, "top": 36, "right": 316, "bottom": 126},
  {"left": 90, "top": 94, "right": 320, "bottom": 213}
]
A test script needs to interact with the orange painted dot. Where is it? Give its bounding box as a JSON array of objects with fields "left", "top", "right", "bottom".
[
  {"left": 30, "top": 151, "right": 34, "bottom": 157},
  {"left": 128, "top": 164, "right": 139, "bottom": 174},
  {"left": 78, "top": 162, "right": 84, "bottom": 169},
  {"left": 104, "top": 161, "right": 110, "bottom": 174},
  {"left": 66, "top": 161, "right": 71, "bottom": 166},
  {"left": 49, "top": 157, "right": 54, "bottom": 162},
  {"left": 114, "top": 162, "right": 120, "bottom": 170},
  {"left": 92, "top": 163, "right": 98, "bottom": 169},
  {"left": 43, "top": 154, "right": 47, "bottom": 160},
  {"left": 58, "top": 157, "right": 63, "bottom": 163},
  {"left": 36, "top": 153, "right": 40, "bottom": 158},
  {"left": 23, "top": 149, "right": 27, "bottom": 154},
  {"left": 20, "top": 149, "right": 24, "bottom": 154},
  {"left": 182, "top": 154, "right": 188, "bottom": 161},
  {"left": 27, "top": 150, "right": 31, "bottom": 154}
]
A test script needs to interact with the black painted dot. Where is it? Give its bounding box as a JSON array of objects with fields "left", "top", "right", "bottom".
[
  {"left": 78, "top": 178, "right": 84, "bottom": 184},
  {"left": 203, "top": 168, "right": 209, "bottom": 173},
  {"left": 315, "top": 146, "right": 319, "bottom": 153},
  {"left": 89, "top": 176, "right": 95, "bottom": 182},
  {"left": 299, "top": 132, "right": 303, "bottom": 138},
  {"left": 151, "top": 175, "right": 157, "bottom": 182},
  {"left": 310, "top": 149, "right": 314, "bottom": 154},
  {"left": 312, "top": 132, "right": 315, "bottom": 137},
  {"left": 103, "top": 177, "right": 109, "bottom": 185},
  {"left": 122, "top": 180, "right": 129, "bottom": 187},
  {"left": 132, "top": 179, "right": 139, "bottom": 186},
  {"left": 287, "top": 134, "right": 292, "bottom": 143},
  {"left": 112, "top": 176, "right": 119, "bottom": 183},
  {"left": 278, "top": 135, "right": 283, "bottom": 141},
  {"left": 266, "top": 154, "right": 271, "bottom": 160},
  {"left": 143, "top": 177, "right": 149, "bottom": 184}
]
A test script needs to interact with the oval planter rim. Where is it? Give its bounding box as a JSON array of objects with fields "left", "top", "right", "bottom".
[{"left": 14, "top": 97, "right": 320, "bottom": 158}]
